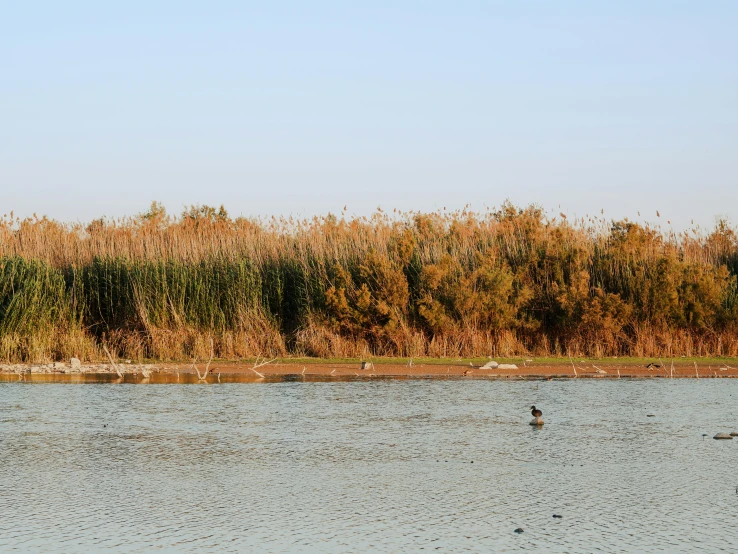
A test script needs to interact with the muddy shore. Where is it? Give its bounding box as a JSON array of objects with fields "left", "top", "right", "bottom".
[{"left": 3, "top": 360, "right": 738, "bottom": 379}]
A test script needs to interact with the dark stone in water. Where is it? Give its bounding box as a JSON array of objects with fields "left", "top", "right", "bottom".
[
  {"left": 514, "top": 528, "right": 524, "bottom": 534},
  {"left": 553, "top": 514, "right": 563, "bottom": 518}
]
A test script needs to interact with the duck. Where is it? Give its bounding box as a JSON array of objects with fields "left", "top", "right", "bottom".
[{"left": 530, "top": 405, "right": 542, "bottom": 417}]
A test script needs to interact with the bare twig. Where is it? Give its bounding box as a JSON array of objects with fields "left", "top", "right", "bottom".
[
  {"left": 102, "top": 344, "right": 123, "bottom": 378},
  {"left": 191, "top": 359, "right": 206, "bottom": 380},
  {"left": 248, "top": 354, "right": 275, "bottom": 379},
  {"left": 204, "top": 339, "right": 214, "bottom": 374},
  {"left": 192, "top": 338, "right": 215, "bottom": 380},
  {"left": 252, "top": 357, "right": 276, "bottom": 371}
]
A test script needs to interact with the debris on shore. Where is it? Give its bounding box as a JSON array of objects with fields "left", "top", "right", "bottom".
[{"left": 0, "top": 361, "right": 156, "bottom": 375}]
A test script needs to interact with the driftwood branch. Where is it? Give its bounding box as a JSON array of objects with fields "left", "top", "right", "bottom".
[
  {"left": 192, "top": 338, "right": 215, "bottom": 380},
  {"left": 102, "top": 344, "right": 124, "bottom": 378},
  {"left": 253, "top": 356, "right": 276, "bottom": 370},
  {"left": 249, "top": 355, "right": 276, "bottom": 378},
  {"left": 592, "top": 364, "right": 607, "bottom": 374}
]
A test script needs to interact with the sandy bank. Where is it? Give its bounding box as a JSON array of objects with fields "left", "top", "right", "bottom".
[{"left": 3, "top": 360, "right": 738, "bottom": 379}]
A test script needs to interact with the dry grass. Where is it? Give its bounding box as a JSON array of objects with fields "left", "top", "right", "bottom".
[{"left": 0, "top": 202, "right": 736, "bottom": 362}]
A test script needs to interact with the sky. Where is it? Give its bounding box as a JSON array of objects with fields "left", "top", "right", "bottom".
[{"left": 2, "top": 1, "right": 737, "bottom": 229}]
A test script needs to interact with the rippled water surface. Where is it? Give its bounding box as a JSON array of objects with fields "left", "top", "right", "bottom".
[{"left": 1, "top": 377, "right": 738, "bottom": 552}]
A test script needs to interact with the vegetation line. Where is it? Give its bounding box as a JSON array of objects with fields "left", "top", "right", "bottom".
[{"left": 1, "top": 202, "right": 737, "bottom": 362}]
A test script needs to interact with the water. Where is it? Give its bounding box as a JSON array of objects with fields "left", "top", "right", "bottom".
[{"left": 1, "top": 377, "right": 737, "bottom": 552}]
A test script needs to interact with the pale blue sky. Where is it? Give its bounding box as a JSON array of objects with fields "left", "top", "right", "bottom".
[{"left": 2, "top": 1, "right": 737, "bottom": 228}]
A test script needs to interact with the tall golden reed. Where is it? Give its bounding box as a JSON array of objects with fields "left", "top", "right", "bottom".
[{"left": 0, "top": 202, "right": 736, "bottom": 362}]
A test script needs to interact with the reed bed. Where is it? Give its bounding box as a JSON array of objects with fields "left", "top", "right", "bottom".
[{"left": 1, "top": 202, "right": 737, "bottom": 362}]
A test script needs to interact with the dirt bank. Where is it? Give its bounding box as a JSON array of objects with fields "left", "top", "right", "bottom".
[
  {"left": 5, "top": 359, "right": 736, "bottom": 379},
  {"left": 170, "top": 360, "right": 738, "bottom": 379}
]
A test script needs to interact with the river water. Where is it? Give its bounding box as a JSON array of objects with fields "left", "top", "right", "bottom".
[{"left": 1, "top": 376, "right": 737, "bottom": 552}]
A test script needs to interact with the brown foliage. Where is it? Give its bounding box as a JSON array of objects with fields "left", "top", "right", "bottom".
[{"left": 1, "top": 203, "right": 737, "bottom": 361}]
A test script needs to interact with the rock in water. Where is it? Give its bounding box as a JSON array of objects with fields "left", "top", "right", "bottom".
[
  {"left": 70, "top": 358, "right": 81, "bottom": 370},
  {"left": 530, "top": 417, "right": 544, "bottom": 426},
  {"left": 714, "top": 433, "right": 733, "bottom": 440},
  {"left": 480, "top": 361, "right": 499, "bottom": 369},
  {"left": 514, "top": 528, "right": 524, "bottom": 534},
  {"left": 730, "top": 432, "right": 738, "bottom": 437}
]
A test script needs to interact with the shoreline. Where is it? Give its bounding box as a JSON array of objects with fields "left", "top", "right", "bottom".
[{"left": 3, "top": 359, "right": 738, "bottom": 379}]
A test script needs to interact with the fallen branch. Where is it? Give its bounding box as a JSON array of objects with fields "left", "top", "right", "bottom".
[
  {"left": 102, "top": 344, "right": 124, "bottom": 378},
  {"left": 191, "top": 359, "right": 206, "bottom": 380},
  {"left": 191, "top": 338, "right": 215, "bottom": 381},
  {"left": 252, "top": 356, "right": 277, "bottom": 371},
  {"left": 248, "top": 355, "right": 275, "bottom": 379}
]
